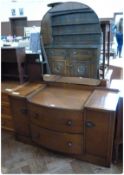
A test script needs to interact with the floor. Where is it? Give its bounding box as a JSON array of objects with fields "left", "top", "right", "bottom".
[{"left": 1, "top": 131, "right": 123, "bottom": 174}]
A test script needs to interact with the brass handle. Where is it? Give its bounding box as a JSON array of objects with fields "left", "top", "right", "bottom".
[
  {"left": 85, "top": 121, "right": 95, "bottom": 128},
  {"left": 66, "top": 120, "right": 72, "bottom": 126},
  {"left": 33, "top": 133, "right": 40, "bottom": 139},
  {"left": 67, "top": 142, "right": 72, "bottom": 147},
  {"left": 20, "top": 108, "right": 27, "bottom": 114},
  {"left": 2, "top": 121, "right": 5, "bottom": 126},
  {"left": 34, "top": 113, "right": 39, "bottom": 119}
]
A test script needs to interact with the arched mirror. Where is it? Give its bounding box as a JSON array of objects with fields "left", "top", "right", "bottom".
[{"left": 41, "top": 2, "right": 101, "bottom": 79}]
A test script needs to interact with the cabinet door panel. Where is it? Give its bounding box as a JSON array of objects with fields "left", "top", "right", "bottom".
[
  {"left": 49, "top": 60, "right": 66, "bottom": 75},
  {"left": 84, "top": 109, "right": 109, "bottom": 158}
]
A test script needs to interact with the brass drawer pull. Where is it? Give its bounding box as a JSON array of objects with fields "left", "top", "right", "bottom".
[
  {"left": 34, "top": 113, "right": 39, "bottom": 119},
  {"left": 85, "top": 121, "right": 95, "bottom": 128},
  {"left": 2, "top": 121, "right": 5, "bottom": 126},
  {"left": 33, "top": 133, "right": 40, "bottom": 139},
  {"left": 67, "top": 142, "right": 72, "bottom": 147},
  {"left": 20, "top": 108, "right": 27, "bottom": 114},
  {"left": 66, "top": 120, "right": 72, "bottom": 126}
]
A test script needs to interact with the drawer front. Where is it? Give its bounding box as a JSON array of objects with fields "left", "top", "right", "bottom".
[
  {"left": 1, "top": 103, "right": 11, "bottom": 116},
  {"left": 28, "top": 103, "right": 83, "bottom": 133},
  {"left": 2, "top": 117, "right": 14, "bottom": 131},
  {"left": 31, "top": 124, "right": 82, "bottom": 154},
  {"left": 1, "top": 92, "right": 9, "bottom": 103}
]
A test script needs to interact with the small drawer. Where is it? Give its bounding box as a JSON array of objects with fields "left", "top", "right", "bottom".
[
  {"left": 1, "top": 93, "right": 9, "bottom": 103},
  {"left": 28, "top": 103, "right": 83, "bottom": 133},
  {"left": 31, "top": 124, "right": 82, "bottom": 154},
  {"left": 1, "top": 103, "right": 11, "bottom": 116},
  {"left": 2, "top": 117, "right": 14, "bottom": 131}
]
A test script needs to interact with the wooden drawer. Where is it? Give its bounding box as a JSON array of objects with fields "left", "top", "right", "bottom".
[
  {"left": 31, "top": 124, "right": 82, "bottom": 154},
  {"left": 1, "top": 92, "right": 9, "bottom": 103},
  {"left": 1, "top": 103, "right": 11, "bottom": 116},
  {"left": 1, "top": 117, "right": 14, "bottom": 131},
  {"left": 28, "top": 103, "right": 83, "bottom": 133}
]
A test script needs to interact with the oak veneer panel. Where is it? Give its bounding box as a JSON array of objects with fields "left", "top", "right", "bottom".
[
  {"left": 1, "top": 103, "right": 11, "bottom": 116},
  {"left": 31, "top": 124, "right": 82, "bottom": 154},
  {"left": 84, "top": 90, "right": 119, "bottom": 111},
  {"left": 1, "top": 117, "right": 14, "bottom": 131},
  {"left": 28, "top": 86, "right": 92, "bottom": 110},
  {"left": 9, "top": 97, "right": 30, "bottom": 137},
  {"left": 84, "top": 110, "right": 109, "bottom": 157},
  {"left": 11, "top": 83, "right": 45, "bottom": 97}
]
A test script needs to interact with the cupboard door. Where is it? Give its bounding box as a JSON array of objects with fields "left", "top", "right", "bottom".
[{"left": 84, "top": 109, "right": 111, "bottom": 158}]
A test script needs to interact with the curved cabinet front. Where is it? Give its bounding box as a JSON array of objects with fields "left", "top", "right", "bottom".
[
  {"left": 28, "top": 103, "right": 83, "bottom": 134},
  {"left": 31, "top": 124, "right": 82, "bottom": 154}
]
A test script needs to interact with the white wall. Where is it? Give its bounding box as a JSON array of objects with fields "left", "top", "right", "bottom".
[{"left": 0, "top": 0, "right": 123, "bottom": 22}]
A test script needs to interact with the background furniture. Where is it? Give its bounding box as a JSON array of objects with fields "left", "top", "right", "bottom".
[
  {"left": 10, "top": 17, "right": 27, "bottom": 36},
  {"left": 110, "top": 80, "right": 123, "bottom": 163},
  {"left": 1, "top": 47, "right": 26, "bottom": 84},
  {"left": 26, "top": 53, "right": 43, "bottom": 82},
  {"left": 100, "top": 18, "right": 113, "bottom": 79}
]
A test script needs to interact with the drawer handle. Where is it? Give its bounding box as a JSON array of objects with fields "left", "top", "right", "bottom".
[
  {"left": 2, "top": 121, "right": 5, "bottom": 126},
  {"left": 34, "top": 113, "right": 39, "bottom": 119},
  {"left": 20, "top": 108, "right": 27, "bottom": 114},
  {"left": 66, "top": 120, "right": 72, "bottom": 126},
  {"left": 85, "top": 121, "right": 95, "bottom": 128},
  {"left": 33, "top": 133, "right": 40, "bottom": 139},
  {"left": 67, "top": 142, "right": 72, "bottom": 147}
]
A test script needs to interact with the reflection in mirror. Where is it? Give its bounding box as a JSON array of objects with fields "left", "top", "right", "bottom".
[{"left": 41, "top": 2, "right": 101, "bottom": 79}]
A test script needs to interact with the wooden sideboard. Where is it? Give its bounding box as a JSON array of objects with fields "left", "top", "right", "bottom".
[{"left": 9, "top": 76, "right": 119, "bottom": 167}]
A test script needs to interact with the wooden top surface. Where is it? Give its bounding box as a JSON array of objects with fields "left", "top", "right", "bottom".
[
  {"left": 10, "top": 82, "right": 45, "bottom": 97},
  {"left": 1, "top": 81, "right": 20, "bottom": 93},
  {"left": 28, "top": 86, "right": 92, "bottom": 110},
  {"left": 84, "top": 89, "right": 119, "bottom": 111}
]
